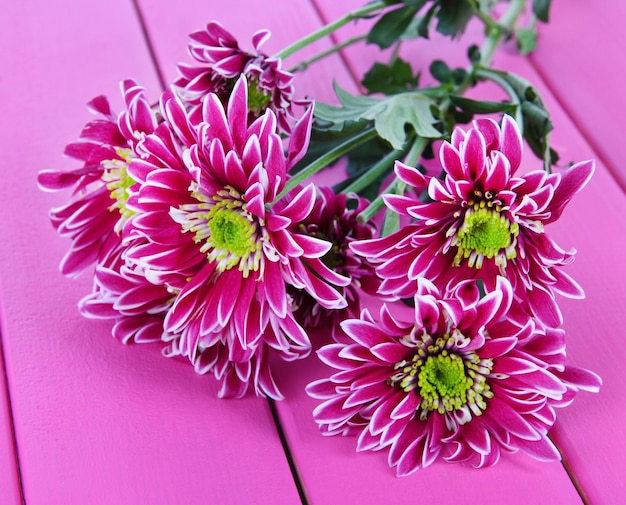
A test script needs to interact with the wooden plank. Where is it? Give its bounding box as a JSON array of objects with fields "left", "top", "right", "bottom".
[
  {"left": 0, "top": 317, "right": 21, "bottom": 505},
  {"left": 0, "top": 0, "right": 301, "bottom": 504},
  {"left": 529, "top": 0, "right": 626, "bottom": 191}
]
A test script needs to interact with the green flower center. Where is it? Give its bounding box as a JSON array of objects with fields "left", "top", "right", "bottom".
[
  {"left": 206, "top": 204, "right": 258, "bottom": 261},
  {"left": 418, "top": 353, "right": 473, "bottom": 412},
  {"left": 453, "top": 206, "right": 519, "bottom": 269},
  {"left": 389, "top": 332, "right": 493, "bottom": 423},
  {"left": 247, "top": 78, "right": 272, "bottom": 115},
  {"left": 102, "top": 147, "right": 136, "bottom": 230},
  {"left": 174, "top": 186, "right": 263, "bottom": 277}
]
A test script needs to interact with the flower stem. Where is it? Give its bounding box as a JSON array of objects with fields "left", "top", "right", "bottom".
[
  {"left": 341, "top": 147, "right": 404, "bottom": 195},
  {"left": 357, "top": 137, "right": 427, "bottom": 224},
  {"left": 439, "top": 0, "right": 527, "bottom": 117},
  {"left": 274, "top": 1, "right": 386, "bottom": 60},
  {"left": 289, "top": 34, "right": 368, "bottom": 73},
  {"left": 479, "top": 0, "right": 527, "bottom": 67},
  {"left": 475, "top": 68, "right": 523, "bottom": 126},
  {"left": 274, "top": 128, "right": 378, "bottom": 204},
  {"left": 403, "top": 136, "right": 427, "bottom": 167}
]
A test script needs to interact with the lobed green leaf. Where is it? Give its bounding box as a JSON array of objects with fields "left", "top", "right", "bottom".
[
  {"left": 315, "top": 83, "right": 441, "bottom": 149},
  {"left": 362, "top": 58, "right": 419, "bottom": 94}
]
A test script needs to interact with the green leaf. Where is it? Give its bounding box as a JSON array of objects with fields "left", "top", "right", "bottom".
[
  {"left": 367, "top": 5, "right": 422, "bottom": 49},
  {"left": 314, "top": 91, "right": 380, "bottom": 128},
  {"left": 467, "top": 44, "right": 481, "bottom": 63},
  {"left": 522, "top": 101, "right": 553, "bottom": 133},
  {"left": 449, "top": 95, "right": 518, "bottom": 114},
  {"left": 451, "top": 68, "right": 467, "bottom": 85},
  {"left": 435, "top": 0, "right": 474, "bottom": 38},
  {"left": 417, "top": 4, "right": 438, "bottom": 38},
  {"left": 362, "top": 58, "right": 418, "bottom": 94},
  {"left": 516, "top": 27, "right": 537, "bottom": 55},
  {"left": 477, "top": 69, "right": 559, "bottom": 166},
  {"left": 314, "top": 83, "right": 441, "bottom": 149},
  {"left": 532, "top": 0, "right": 551, "bottom": 22},
  {"left": 400, "top": 15, "right": 425, "bottom": 40},
  {"left": 429, "top": 60, "right": 452, "bottom": 83},
  {"left": 372, "top": 94, "right": 441, "bottom": 147}
]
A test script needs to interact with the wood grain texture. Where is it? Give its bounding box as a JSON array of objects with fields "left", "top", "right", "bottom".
[
  {"left": 0, "top": 1, "right": 300, "bottom": 504},
  {"left": 2, "top": 0, "right": 624, "bottom": 503},
  {"left": 0, "top": 306, "right": 22, "bottom": 505},
  {"left": 529, "top": 0, "right": 626, "bottom": 192}
]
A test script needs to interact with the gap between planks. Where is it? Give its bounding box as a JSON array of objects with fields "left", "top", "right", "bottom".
[
  {"left": 548, "top": 433, "right": 591, "bottom": 505},
  {"left": 268, "top": 399, "right": 311, "bottom": 505},
  {"left": 528, "top": 53, "right": 626, "bottom": 196},
  {"left": 309, "top": 0, "right": 365, "bottom": 93},
  {"left": 131, "top": 0, "right": 167, "bottom": 90},
  {"left": 526, "top": 47, "right": 617, "bottom": 503},
  {"left": 0, "top": 325, "right": 27, "bottom": 505}
]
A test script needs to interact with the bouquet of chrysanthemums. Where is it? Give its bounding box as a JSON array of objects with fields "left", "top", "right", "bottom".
[{"left": 38, "top": 0, "right": 601, "bottom": 475}]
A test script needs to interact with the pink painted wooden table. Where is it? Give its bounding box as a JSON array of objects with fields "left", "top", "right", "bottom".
[{"left": 1, "top": 0, "right": 624, "bottom": 503}]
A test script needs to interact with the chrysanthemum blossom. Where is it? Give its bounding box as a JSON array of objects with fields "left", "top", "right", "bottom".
[
  {"left": 174, "top": 21, "right": 296, "bottom": 131},
  {"left": 37, "top": 80, "right": 158, "bottom": 275},
  {"left": 126, "top": 75, "right": 347, "bottom": 395},
  {"left": 289, "top": 187, "right": 380, "bottom": 340},
  {"left": 78, "top": 240, "right": 177, "bottom": 345},
  {"left": 307, "top": 278, "right": 601, "bottom": 475},
  {"left": 167, "top": 318, "right": 304, "bottom": 400},
  {"left": 351, "top": 115, "right": 595, "bottom": 327}
]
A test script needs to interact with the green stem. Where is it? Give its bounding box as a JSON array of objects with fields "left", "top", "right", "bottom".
[
  {"left": 357, "top": 193, "right": 386, "bottom": 224},
  {"left": 289, "top": 34, "right": 368, "bottom": 73},
  {"left": 274, "top": 1, "right": 386, "bottom": 60},
  {"left": 439, "top": 0, "right": 527, "bottom": 117},
  {"left": 273, "top": 128, "right": 378, "bottom": 204},
  {"left": 468, "top": 0, "right": 501, "bottom": 33},
  {"left": 475, "top": 68, "right": 523, "bottom": 127},
  {"left": 479, "top": 0, "right": 527, "bottom": 67},
  {"left": 357, "top": 137, "right": 428, "bottom": 224},
  {"left": 403, "top": 136, "right": 427, "bottom": 167},
  {"left": 379, "top": 137, "right": 426, "bottom": 235},
  {"left": 341, "top": 148, "right": 404, "bottom": 195}
]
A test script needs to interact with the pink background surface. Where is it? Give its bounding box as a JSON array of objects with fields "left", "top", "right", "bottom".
[{"left": 1, "top": 0, "right": 624, "bottom": 503}]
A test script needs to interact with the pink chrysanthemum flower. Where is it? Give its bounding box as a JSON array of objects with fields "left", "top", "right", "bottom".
[
  {"left": 78, "top": 240, "right": 176, "bottom": 345},
  {"left": 175, "top": 21, "right": 296, "bottom": 131},
  {"left": 307, "top": 278, "right": 600, "bottom": 475},
  {"left": 37, "top": 80, "right": 158, "bottom": 275},
  {"left": 126, "top": 76, "right": 347, "bottom": 396},
  {"left": 290, "top": 187, "right": 380, "bottom": 340},
  {"left": 351, "top": 116, "right": 594, "bottom": 327},
  {"left": 167, "top": 320, "right": 301, "bottom": 400}
]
